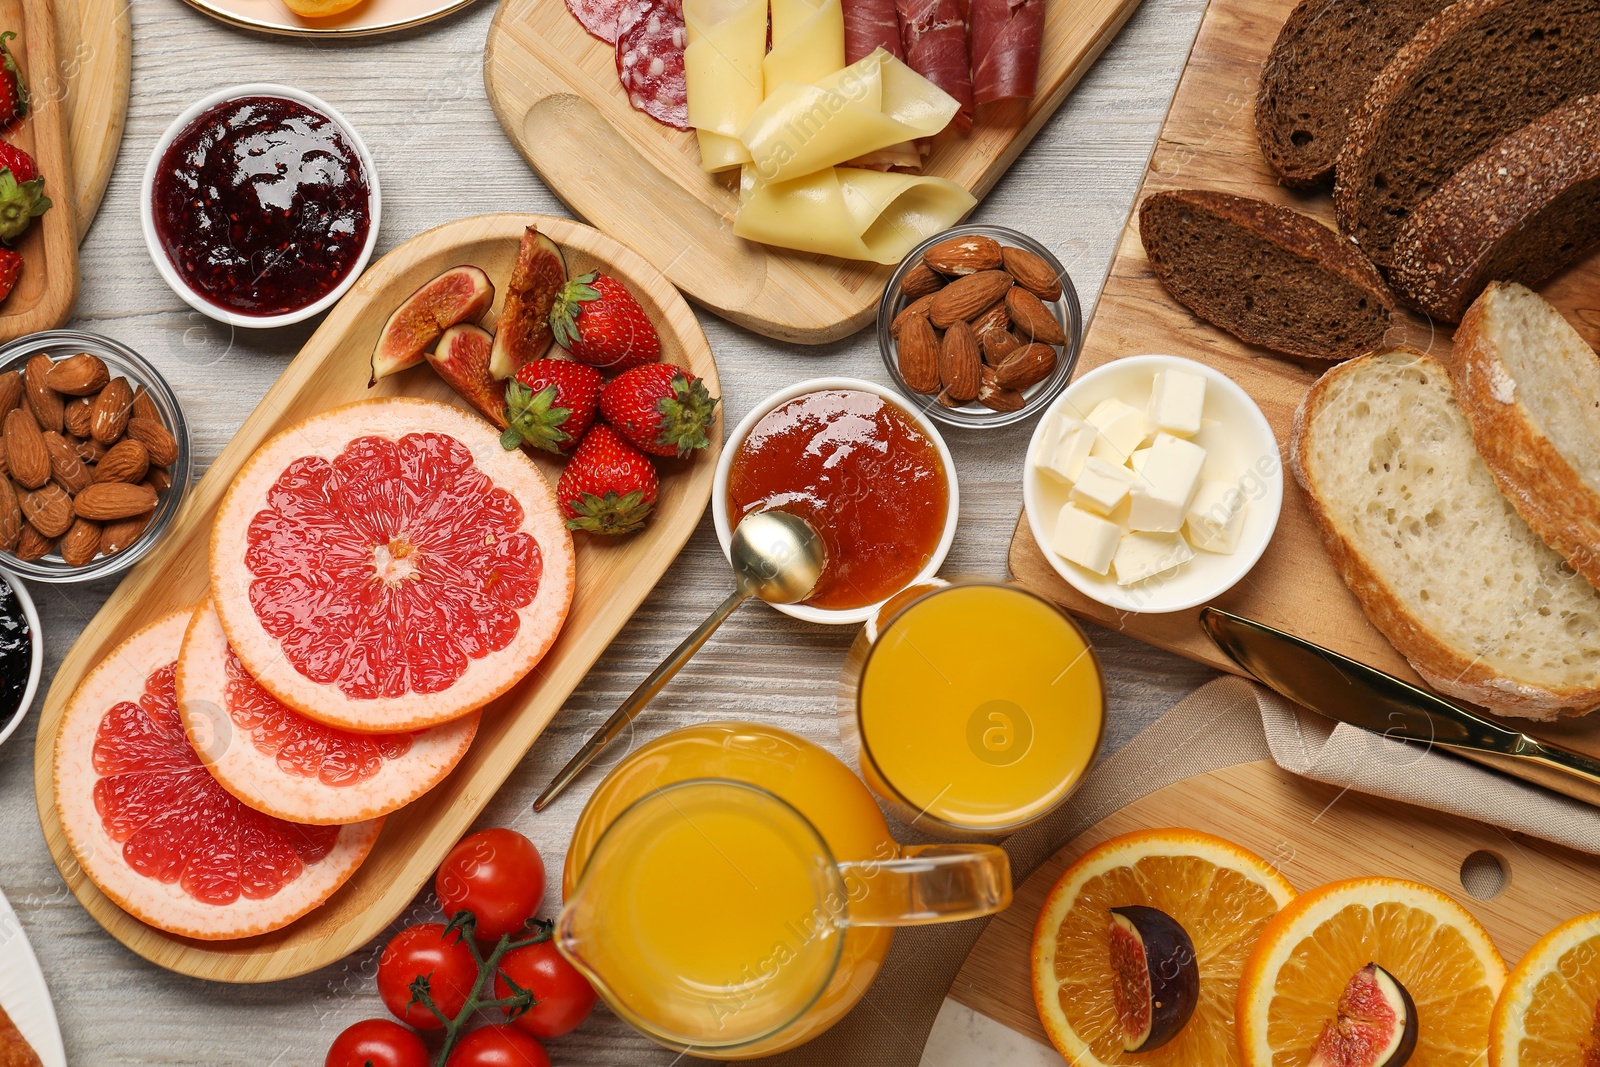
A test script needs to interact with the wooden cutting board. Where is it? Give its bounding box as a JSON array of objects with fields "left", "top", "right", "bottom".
[
  {"left": 1008, "top": 0, "right": 1600, "bottom": 743},
  {"left": 54, "top": 0, "right": 133, "bottom": 239},
  {"left": 948, "top": 759, "right": 1600, "bottom": 1048},
  {"left": 31, "top": 214, "right": 722, "bottom": 982},
  {"left": 483, "top": 0, "right": 1145, "bottom": 343}
]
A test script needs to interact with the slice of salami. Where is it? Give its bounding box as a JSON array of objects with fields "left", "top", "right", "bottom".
[
  {"left": 615, "top": 0, "right": 689, "bottom": 130},
  {"left": 567, "top": 0, "right": 624, "bottom": 44}
]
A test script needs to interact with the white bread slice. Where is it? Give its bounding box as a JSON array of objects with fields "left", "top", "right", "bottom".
[
  {"left": 1291, "top": 347, "right": 1600, "bottom": 719},
  {"left": 1450, "top": 282, "right": 1600, "bottom": 591}
]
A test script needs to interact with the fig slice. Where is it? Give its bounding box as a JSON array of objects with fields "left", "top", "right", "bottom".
[
  {"left": 1108, "top": 905, "right": 1199, "bottom": 1052},
  {"left": 489, "top": 226, "right": 567, "bottom": 380},
  {"left": 1309, "top": 963, "right": 1418, "bottom": 1067},
  {"left": 425, "top": 324, "right": 509, "bottom": 433},
  {"left": 370, "top": 265, "right": 495, "bottom": 385}
]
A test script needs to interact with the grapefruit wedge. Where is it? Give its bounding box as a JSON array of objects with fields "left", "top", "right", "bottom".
[
  {"left": 209, "top": 398, "right": 575, "bottom": 732},
  {"left": 177, "top": 599, "right": 479, "bottom": 825},
  {"left": 52, "top": 609, "right": 382, "bottom": 941}
]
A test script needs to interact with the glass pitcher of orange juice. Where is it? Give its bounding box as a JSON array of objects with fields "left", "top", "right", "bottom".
[{"left": 557, "top": 722, "right": 1012, "bottom": 1059}]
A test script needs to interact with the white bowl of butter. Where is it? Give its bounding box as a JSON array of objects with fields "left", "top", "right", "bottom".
[{"left": 1023, "top": 354, "right": 1283, "bottom": 614}]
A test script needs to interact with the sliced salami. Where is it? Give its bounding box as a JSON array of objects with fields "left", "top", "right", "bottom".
[
  {"left": 567, "top": 0, "right": 625, "bottom": 44},
  {"left": 615, "top": 0, "right": 689, "bottom": 130}
]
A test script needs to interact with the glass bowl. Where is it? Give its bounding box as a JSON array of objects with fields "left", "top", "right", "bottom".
[
  {"left": 0, "top": 331, "right": 191, "bottom": 583},
  {"left": 876, "top": 224, "right": 1083, "bottom": 429}
]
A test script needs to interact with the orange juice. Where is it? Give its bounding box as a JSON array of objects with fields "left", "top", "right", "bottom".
[{"left": 850, "top": 582, "right": 1104, "bottom": 833}]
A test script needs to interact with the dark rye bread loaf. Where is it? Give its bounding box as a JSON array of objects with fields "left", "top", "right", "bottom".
[
  {"left": 1390, "top": 96, "right": 1600, "bottom": 323},
  {"left": 1334, "top": 0, "right": 1600, "bottom": 269},
  {"left": 1137, "top": 189, "right": 1396, "bottom": 361},
  {"left": 1255, "top": 0, "right": 1456, "bottom": 188}
]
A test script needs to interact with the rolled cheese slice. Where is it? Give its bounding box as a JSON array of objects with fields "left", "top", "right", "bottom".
[
  {"left": 734, "top": 164, "right": 976, "bottom": 263},
  {"left": 764, "top": 0, "right": 847, "bottom": 92},
  {"left": 685, "top": 0, "right": 766, "bottom": 172},
  {"left": 744, "top": 49, "right": 961, "bottom": 184}
]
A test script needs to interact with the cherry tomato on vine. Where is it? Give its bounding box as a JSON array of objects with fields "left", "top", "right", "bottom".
[
  {"left": 377, "top": 923, "right": 479, "bottom": 1029},
  {"left": 325, "top": 1018, "right": 429, "bottom": 1067},
  {"left": 435, "top": 828, "right": 546, "bottom": 941},
  {"left": 494, "top": 940, "right": 598, "bottom": 1038},
  {"left": 444, "top": 1025, "right": 551, "bottom": 1067}
]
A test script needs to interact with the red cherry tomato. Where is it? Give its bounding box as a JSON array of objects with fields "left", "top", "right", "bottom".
[
  {"left": 445, "top": 1025, "right": 550, "bottom": 1067},
  {"left": 377, "top": 923, "right": 479, "bottom": 1030},
  {"left": 325, "top": 1019, "right": 429, "bottom": 1067},
  {"left": 435, "top": 828, "right": 546, "bottom": 942},
  {"left": 494, "top": 940, "right": 598, "bottom": 1038}
]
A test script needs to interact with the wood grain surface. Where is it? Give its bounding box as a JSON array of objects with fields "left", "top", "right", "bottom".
[
  {"left": 483, "top": 0, "right": 1146, "bottom": 344},
  {"left": 52, "top": 0, "right": 131, "bottom": 240},
  {"left": 30, "top": 214, "right": 722, "bottom": 982},
  {"left": 1009, "top": 0, "right": 1600, "bottom": 741}
]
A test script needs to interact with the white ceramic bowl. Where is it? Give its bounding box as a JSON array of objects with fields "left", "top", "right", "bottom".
[
  {"left": 141, "top": 83, "right": 382, "bottom": 329},
  {"left": 0, "top": 569, "right": 44, "bottom": 751},
  {"left": 1023, "top": 355, "right": 1283, "bottom": 614},
  {"left": 713, "top": 377, "right": 960, "bottom": 626}
]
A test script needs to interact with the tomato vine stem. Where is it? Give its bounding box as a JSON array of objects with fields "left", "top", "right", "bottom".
[{"left": 404, "top": 910, "right": 553, "bottom": 1065}]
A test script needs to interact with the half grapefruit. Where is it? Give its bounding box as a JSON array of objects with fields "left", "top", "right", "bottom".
[
  {"left": 52, "top": 609, "right": 382, "bottom": 941},
  {"left": 177, "top": 598, "right": 479, "bottom": 825},
  {"left": 209, "top": 398, "right": 575, "bottom": 732}
]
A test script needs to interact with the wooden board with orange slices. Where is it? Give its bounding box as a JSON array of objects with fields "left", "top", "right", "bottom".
[{"left": 31, "top": 213, "right": 722, "bottom": 982}]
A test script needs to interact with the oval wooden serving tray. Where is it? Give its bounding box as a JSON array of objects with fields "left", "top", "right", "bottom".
[
  {"left": 31, "top": 213, "right": 722, "bottom": 983},
  {"left": 55, "top": 0, "right": 132, "bottom": 239}
]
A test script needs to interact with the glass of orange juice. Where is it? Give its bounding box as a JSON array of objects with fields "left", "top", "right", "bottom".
[{"left": 839, "top": 578, "right": 1105, "bottom": 837}]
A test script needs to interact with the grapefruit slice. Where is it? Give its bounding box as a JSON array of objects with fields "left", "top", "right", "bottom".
[
  {"left": 177, "top": 598, "right": 479, "bottom": 825},
  {"left": 52, "top": 609, "right": 382, "bottom": 941},
  {"left": 209, "top": 397, "right": 575, "bottom": 732}
]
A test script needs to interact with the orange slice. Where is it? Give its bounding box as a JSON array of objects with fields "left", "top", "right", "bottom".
[
  {"left": 1032, "top": 828, "right": 1297, "bottom": 1067},
  {"left": 1237, "top": 877, "right": 1507, "bottom": 1067},
  {"left": 177, "top": 598, "right": 479, "bottom": 825},
  {"left": 1489, "top": 911, "right": 1600, "bottom": 1067}
]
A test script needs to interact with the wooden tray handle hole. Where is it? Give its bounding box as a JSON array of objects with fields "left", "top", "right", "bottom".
[{"left": 1460, "top": 850, "right": 1509, "bottom": 900}]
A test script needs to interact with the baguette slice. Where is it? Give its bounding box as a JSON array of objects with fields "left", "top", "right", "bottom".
[
  {"left": 1390, "top": 97, "right": 1600, "bottom": 323},
  {"left": 1255, "top": 0, "right": 1456, "bottom": 188},
  {"left": 1138, "top": 189, "right": 1395, "bottom": 361},
  {"left": 1450, "top": 282, "right": 1600, "bottom": 591},
  {"left": 1292, "top": 346, "right": 1600, "bottom": 719},
  {"left": 1333, "top": 0, "right": 1600, "bottom": 268}
]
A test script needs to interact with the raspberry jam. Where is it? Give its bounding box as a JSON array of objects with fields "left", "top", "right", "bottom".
[
  {"left": 152, "top": 96, "right": 371, "bottom": 317},
  {"left": 726, "top": 390, "right": 949, "bottom": 610}
]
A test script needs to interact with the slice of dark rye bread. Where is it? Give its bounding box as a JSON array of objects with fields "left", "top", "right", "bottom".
[
  {"left": 1333, "top": 0, "right": 1600, "bottom": 269},
  {"left": 1255, "top": 0, "right": 1456, "bottom": 188},
  {"left": 1137, "top": 189, "right": 1396, "bottom": 361},
  {"left": 1390, "top": 96, "right": 1600, "bottom": 323}
]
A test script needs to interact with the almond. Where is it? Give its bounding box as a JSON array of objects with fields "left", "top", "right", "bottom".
[
  {"left": 924, "top": 235, "right": 1003, "bottom": 275},
  {"left": 970, "top": 299, "right": 1010, "bottom": 338},
  {"left": 900, "top": 263, "right": 945, "bottom": 300},
  {"left": 63, "top": 395, "right": 93, "bottom": 438},
  {"left": 126, "top": 418, "right": 178, "bottom": 467},
  {"left": 94, "top": 439, "right": 149, "bottom": 484},
  {"left": 99, "top": 514, "right": 151, "bottom": 555},
  {"left": 1005, "top": 288, "right": 1067, "bottom": 346},
  {"left": 90, "top": 377, "right": 133, "bottom": 445},
  {"left": 0, "top": 478, "right": 19, "bottom": 552},
  {"left": 1001, "top": 246, "right": 1064, "bottom": 300},
  {"left": 131, "top": 385, "right": 161, "bottom": 424},
  {"left": 43, "top": 431, "right": 92, "bottom": 494},
  {"left": 143, "top": 466, "right": 173, "bottom": 494},
  {"left": 930, "top": 270, "right": 1013, "bottom": 329},
  {"left": 45, "top": 353, "right": 111, "bottom": 396},
  {"left": 23, "top": 355, "right": 63, "bottom": 433},
  {"left": 73, "top": 435, "right": 108, "bottom": 464},
  {"left": 939, "top": 321, "right": 981, "bottom": 402},
  {"left": 994, "top": 342, "right": 1058, "bottom": 391},
  {"left": 896, "top": 314, "right": 942, "bottom": 395},
  {"left": 978, "top": 366, "right": 1027, "bottom": 412},
  {"left": 21, "top": 483, "right": 74, "bottom": 538},
  {"left": 891, "top": 293, "right": 937, "bottom": 338},
  {"left": 5, "top": 408, "right": 49, "bottom": 489},
  {"left": 983, "top": 328, "right": 1024, "bottom": 366},
  {"left": 0, "top": 372, "right": 21, "bottom": 420},
  {"left": 75, "top": 482, "right": 158, "bottom": 522},
  {"left": 14, "top": 523, "right": 54, "bottom": 561},
  {"left": 59, "top": 518, "right": 101, "bottom": 566}
]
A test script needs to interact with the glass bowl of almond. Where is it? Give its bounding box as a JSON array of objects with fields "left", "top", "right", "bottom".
[
  {"left": 0, "top": 331, "right": 190, "bottom": 583},
  {"left": 878, "top": 225, "right": 1082, "bottom": 428}
]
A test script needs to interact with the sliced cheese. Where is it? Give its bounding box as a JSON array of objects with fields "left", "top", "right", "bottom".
[
  {"left": 764, "top": 0, "right": 845, "bottom": 94},
  {"left": 744, "top": 49, "right": 960, "bottom": 183},
  {"left": 685, "top": 0, "right": 767, "bottom": 172}
]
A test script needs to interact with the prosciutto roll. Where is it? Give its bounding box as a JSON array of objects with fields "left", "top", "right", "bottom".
[
  {"left": 970, "top": 0, "right": 1045, "bottom": 104},
  {"left": 844, "top": 0, "right": 904, "bottom": 61},
  {"left": 894, "top": 0, "right": 973, "bottom": 131}
]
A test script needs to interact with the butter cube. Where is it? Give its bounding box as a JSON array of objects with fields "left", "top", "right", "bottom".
[
  {"left": 1085, "top": 398, "right": 1150, "bottom": 463},
  {"left": 1148, "top": 368, "right": 1207, "bottom": 437},
  {"left": 1129, "top": 433, "right": 1206, "bottom": 533},
  {"left": 1130, "top": 446, "right": 1152, "bottom": 475},
  {"left": 1037, "top": 413, "right": 1097, "bottom": 483},
  {"left": 1069, "top": 457, "right": 1135, "bottom": 516},
  {"left": 1113, "top": 531, "right": 1195, "bottom": 586},
  {"left": 1051, "top": 503, "right": 1119, "bottom": 575},
  {"left": 1187, "top": 480, "right": 1248, "bottom": 554}
]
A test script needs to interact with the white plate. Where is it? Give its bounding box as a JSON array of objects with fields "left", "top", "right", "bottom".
[{"left": 0, "top": 889, "right": 66, "bottom": 1067}]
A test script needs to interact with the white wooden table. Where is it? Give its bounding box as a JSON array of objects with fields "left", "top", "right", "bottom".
[{"left": 0, "top": 0, "right": 1216, "bottom": 1061}]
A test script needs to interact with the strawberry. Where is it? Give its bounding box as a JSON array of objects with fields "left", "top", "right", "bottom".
[
  {"left": 0, "top": 34, "right": 27, "bottom": 131},
  {"left": 0, "top": 141, "right": 36, "bottom": 183},
  {"left": 599, "top": 363, "right": 719, "bottom": 458},
  {"left": 0, "top": 139, "right": 48, "bottom": 244},
  {"left": 501, "top": 358, "right": 604, "bottom": 454},
  {"left": 557, "top": 424, "right": 659, "bottom": 536},
  {"left": 0, "top": 248, "right": 20, "bottom": 303},
  {"left": 548, "top": 271, "right": 661, "bottom": 371}
]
